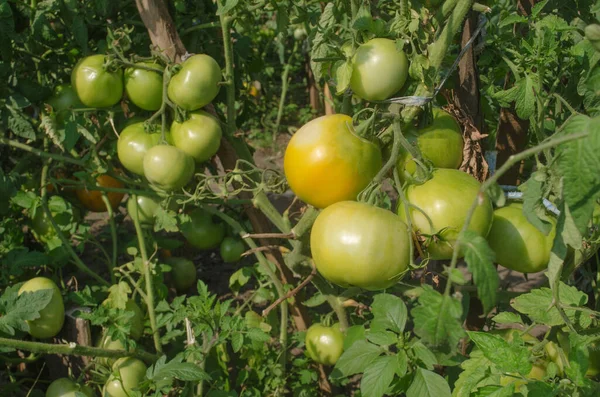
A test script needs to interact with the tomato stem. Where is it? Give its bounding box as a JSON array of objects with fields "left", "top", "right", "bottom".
[{"left": 100, "top": 193, "right": 118, "bottom": 285}]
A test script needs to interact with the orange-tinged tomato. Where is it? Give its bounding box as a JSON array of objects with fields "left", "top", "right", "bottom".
[
  {"left": 75, "top": 175, "right": 125, "bottom": 212},
  {"left": 284, "top": 115, "right": 382, "bottom": 208}
]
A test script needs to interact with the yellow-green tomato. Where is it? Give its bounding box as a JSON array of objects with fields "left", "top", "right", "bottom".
[
  {"left": 311, "top": 201, "right": 411, "bottom": 290},
  {"left": 171, "top": 110, "right": 222, "bottom": 163},
  {"left": 127, "top": 195, "right": 160, "bottom": 227},
  {"left": 305, "top": 324, "right": 345, "bottom": 366},
  {"left": 165, "top": 257, "right": 197, "bottom": 293},
  {"left": 500, "top": 363, "right": 546, "bottom": 391},
  {"left": 487, "top": 203, "right": 556, "bottom": 273},
  {"left": 350, "top": 38, "right": 409, "bottom": 101},
  {"left": 124, "top": 61, "right": 163, "bottom": 111},
  {"left": 397, "top": 108, "right": 463, "bottom": 177},
  {"left": 167, "top": 54, "right": 221, "bottom": 110},
  {"left": 71, "top": 55, "right": 123, "bottom": 108},
  {"left": 117, "top": 122, "right": 164, "bottom": 176},
  {"left": 97, "top": 334, "right": 126, "bottom": 367},
  {"left": 18, "top": 277, "right": 65, "bottom": 339},
  {"left": 103, "top": 357, "right": 147, "bottom": 397},
  {"left": 126, "top": 300, "right": 144, "bottom": 341},
  {"left": 398, "top": 169, "right": 493, "bottom": 260},
  {"left": 45, "top": 378, "right": 94, "bottom": 397},
  {"left": 283, "top": 114, "right": 382, "bottom": 208},
  {"left": 143, "top": 145, "right": 195, "bottom": 191}
]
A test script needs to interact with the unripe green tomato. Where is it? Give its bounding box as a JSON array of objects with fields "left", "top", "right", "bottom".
[
  {"left": 165, "top": 257, "right": 197, "bottom": 293},
  {"left": 293, "top": 27, "right": 307, "bottom": 41},
  {"left": 45, "top": 377, "right": 94, "bottom": 397},
  {"left": 126, "top": 300, "right": 144, "bottom": 341},
  {"left": 167, "top": 54, "right": 221, "bottom": 110},
  {"left": 305, "top": 324, "right": 345, "bottom": 366},
  {"left": 103, "top": 357, "right": 147, "bottom": 397},
  {"left": 170, "top": 110, "right": 222, "bottom": 164},
  {"left": 143, "top": 145, "right": 195, "bottom": 191},
  {"left": 97, "top": 334, "right": 125, "bottom": 367},
  {"left": 71, "top": 55, "right": 123, "bottom": 108},
  {"left": 117, "top": 122, "right": 164, "bottom": 176},
  {"left": 127, "top": 195, "right": 160, "bottom": 227},
  {"left": 499, "top": 363, "right": 546, "bottom": 391},
  {"left": 181, "top": 208, "right": 226, "bottom": 250},
  {"left": 487, "top": 203, "right": 556, "bottom": 273},
  {"left": 124, "top": 61, "right": 163, "bottom": 111},
  {"left": 19, "top": 277, "right": 65, "bottom": 339},
  {"left": 220, "top": 237, "right": 245, "bottom": 263},
  {"left": 585, "top": 24, "right": 600, "bottom": 42},
  {"left": 45, "top": 84, "right": 84, "bottom": 125},
  {"left": 350, "top": 38, "right": 409, "bottom": 101}
]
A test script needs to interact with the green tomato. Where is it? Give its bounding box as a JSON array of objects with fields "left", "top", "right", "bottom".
[
  {"left": 171, "top": 110, "right": 222, "bottom": 163},
  {"left": 311, "top": 201, "right": 411, "bottom": 290},
  {"left": 143, "top": 145, "right": 195, "bottom": 191},
  {"left": 500, "top": 363, "right": 546, "bottom": 391},
  {"left": 127, "top": 195, "right": 160, "bottom": 227},
  {"left": 220, "top": 237, "right": 245, "bottom": 263},
  {"left": 397, "top": 108, "right": 463, "bottom": 177},
  {"left": 124, "top": 61, "right": 164, "bottom": 111},
  {"left": 103, "top": 357, "right": 147, "bottom": 397},
  {"left": 350, "top": 38, "right": 409, "bottom": 101},
  {"left": 284, "top": 114, "right": 382, "bottom": 208},
  {"left": 46, "top": 84, "right": 84, "bottom": 125},
  {"left": 71, "top": 55, "right": 123, "bottom": 108},
  {"left": 45, "top": 378, "right": 94, "bottom": 397},
  {"left": 19, "top": 277, "right": 65, "bottom": 339},
  {"left": 487, "top": 203, "right": 556, "bottom": 273},
  {"left": 97, "top": 334, "right": 126, "bottom": 367},
  {"left": 305, "top": 324, "right": 344, "bottom": 366},
  {"left": 126, "top": 299, "right": 144, "bottom": 341},
  {"left": 117, "top": 122, "right": 164, "bottom": 176},
  {"left": 165, "top": 257, "right": 197, "bottom": 293},
  {"left": 293, "top": 27, "right": 307, "bottom": 41},
  {"left": 167, "top": 54, "right": 221, "bottom": 110},
  {"left": 181, "top": 208, "right": 226, "bottom": 250},
  {"left": 398, "top": 169, "right": 493, "bottom": 260}
]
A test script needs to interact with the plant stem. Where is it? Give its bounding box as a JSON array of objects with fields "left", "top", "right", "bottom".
[
  {"left": 0, "top": 337, "right": 158, "bottom": 362},
  {"left": 101, "top": 193, "right": 118, "bottom": 284},
  {"left": 131, "top": 195, "right": 162, "bottom": 354},
  {"left": 273, "top": 41, "right": 299, "bottom": 148},
  {"left": 181, "top": 21, "right": 221, "bottom": 36},
  {"left": 0, "top": 136, "right": 86, "bottom": 167},
  {"left": 253, "top": 192, "right": 290, "bottom": 233}
]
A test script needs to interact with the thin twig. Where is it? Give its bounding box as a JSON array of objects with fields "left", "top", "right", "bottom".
[
  {"left": 242, "top": 245, "right": 283, "bottom": 257},
  {"left": 262, "top": 268, "right": 317, "bottom": 317},
  {"left": 241, "top": 232, "right": 295, "bottom": 239}
]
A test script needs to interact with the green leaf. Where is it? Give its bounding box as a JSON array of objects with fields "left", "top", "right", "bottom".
[
  {"left": 334, "top": 60, "right": 352, "bottom": 94},
  {"left": 493, "top": 74, "right": 538, "bottom": 119},
  {"left": 360, "top": 355, "right": 398, "bottom": 397},
  {"left": 467, "top": 331, "right": 531, "bottom": 375},
  {"left": 352, "top": 5, "right": 373, "bottom": 32},
  {"left": 523, "top": 381, "right": 555, "bottom": 396},
  {"left": 7, "top": 106, "right": 36, "bottom": 140},
  {"left": 231, "top": 332, "right": 243, "bottom": 353},
  {"left": 557, "top": 115, "right": 600, "bottom": 236},
  {"left": 520, "top": 171, "right": 553, "bottom": 234},
  {"left": 396, "top": 350, "right": 408, "bottom": 377},
  {"left": 154, "top": 207, "right": 178, "bottom": 233},
  {"left": 499, "top": 14, "right": 528, "bottom": 28},
  {"left": 246, "top": 328, "right": 270, "bottom": 343},
  {"left": 511, "top": 282, "right": 589, "bottom": 327},
  {"left": 229, "top": 267, "right": 252, "bottom": 294},
  {"left": 71, "top": 15, "right": 88, "bottom": 52},
  {"left": 366, "top": 330, "right": 397, "bottom": 346},
  {"left": 406, "top": 368, "right": 451, "bottom": 397},
  {"left": 343, "top": 325, "right": 366, "bottom": 350},
  {"left": 566, "top": 333, "right": 590, "bottom": 386},
  {"left": 459, "top": 230, "right": 498, "bottom": 313},
  {"left": 371, "top": 293, "right": 407, "bottom": 334},
  {"left": 531, "top": 0, "right": 549, "bottom": 18},
  {"left": 303, "top": 292, "right": 326, "bottom": 308},
  {"left": 0, "top": 285, "right": 53, "bottom": 335},
  {"left": 310, "top": 3, "right": 336, "bottom": 83},
  {"left": 105, "top": 282, "right": 131, "bottom": 310},
  {"left": 148, "top": 357, "right": 210, "bottom": 382},
  {"left": 452, "top": 352, "right": 492, "bottom": 397},
  {"left": 410, "top": 341, "right": 438, "bottom": 370},
  {"left": 411, "top": 286, "right": 465, "bottom": 348},
  {"left": 331, "top": 340, "right": 383, "bottom": 379},
  {"left": 491, "top": 312, "right": 523, "bottom": 325},
  {"left": 216, "top": 0, "right": 239, "bottom": 15}
]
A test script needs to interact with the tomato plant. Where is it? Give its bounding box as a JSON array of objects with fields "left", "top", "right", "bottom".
[
  {"left": 284, "top": 114, "right": 382, "bottom": 208},
  {"left": 45, "top": 378, "right": 93, "bottom": 397},
  {"left": 117, "top": 122, "right": 165, "bottom": 176},
  {"left": 142, "top": 145, "right": 195, "bottom": 191},
  {"left": 124, "top": 61, "right": 164, "bottom": 111},
  {"left": 171, "top": 110, "right": 222, "bottom": 163},
  {"left": 165, "top": 257, "right": 197, "bottom": 293},
  {"left": 103, "top": 357, "right": 147, "bottom": 397},
  {"left": 75, "top": 175, "right": 125, "bottom": 213},
  {"left": 71, "top": 55, "right": 123, "bottom": 108},
  {"left": 220, "top": 237, "right": 245, "bottom": 263},
  {"left": 181, "top": 208, "right": 225, "bottom": 250},
  {"left": 305, "top": 323, "right": 344, "bottom": 366},
  {"left": 18, "top": 277, "right": 64, "bottom": 339},
  {"left": 167, "top": 54, "right": 221, "bottom": 110},
  {"left": 311, "top": 201, "right": 411, "bottom": 290},
  {"left": 349, "top": 38, "right": 409, "bottom": 101},
  {"left": 487, "top": 203, "right": 556, "bottom": 273},
  {"left": 398, "top": 169, "right": 493, "bottom": 259}
]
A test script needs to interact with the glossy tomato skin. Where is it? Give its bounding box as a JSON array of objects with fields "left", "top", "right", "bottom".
[
  {"left": 124, "top": 62, "right": 163, "bottom": 111},
  {"left": 182, "top": 208, "right": 226, "bottom": 250},
  {"left": 166, "top": 257, "right": 197, "bottom": 293},
  {"left": 117, "top": 122, "right": 165, "bottom": 176},
  {"left": 97, "top": 335, "right": 126, "bottom": 367},
  {"left": 143, "top": 145, "right": 195, "bottom": 191},
  {"left": 168, "top": 54, "right": 221, "bottom": 110},
  {"left": 350, "top": 38, "right": 409, "bottom": 101},
  {"left": 305, "top": 324, "right": 344, "bottom": 366},
  {"left": 500, "top": 363, "right": 546, "bottom": 391},
  {"left": 103, "top": 357, "right": 147, "bottom": 397},
  {"left": 398, "top": 169, "right": 493, "bottom": 260},
  {"left": 75, "top": 175, "right": 125, "bottom": 213},
  {"left": 71, "top": 55, "right": 123, "bottom": 108},
  {"left": 220, "top": 237, "right": 245, "bottom": 263},
  {"left": 397, "top": 108, "right": 463, "bottom": 177},
  {"left": 487, "top": 203, "right": 556, "bottom": 273},
  {"left": 19, "top": 277, "right": 64, "bottom": 339},
  {"left": 127, "top": 195, "right": 160, "bottom": 227},
  {"left": 126, "top": 299, "right": 144, "bottom": 340},
  {"left": 171, "top": 110, "right": 222, "bottom": 163},
  {"left": 311, "top": 201, "right": 411, "bottom": 290},
  {"left": 284, "top": 115, "right": 382, "bottom": 208},
  {"left": 46, "top": 84, "right": 84, "bottom": 125},
  {"left": 45, "top": 378, "right": 93, "bottom": 397}
]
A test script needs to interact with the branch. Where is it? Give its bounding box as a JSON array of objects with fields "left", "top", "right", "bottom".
[{"left": 262, "top": 268, "right": 317, "bottom": 317}]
